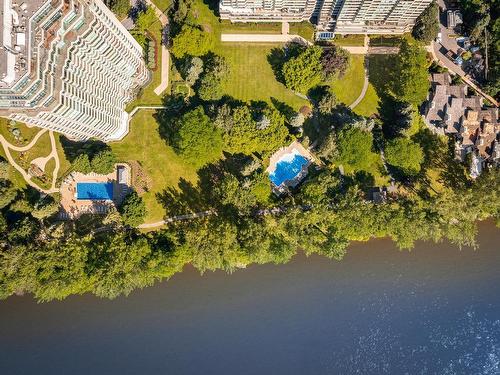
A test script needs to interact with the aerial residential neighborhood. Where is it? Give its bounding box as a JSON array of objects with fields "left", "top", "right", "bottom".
[
  {"left": 0, "top": 0, "right": 499, "bottom": 373},
  {"left": 0, "top": 0, "right": 498, "bottom": 323}
]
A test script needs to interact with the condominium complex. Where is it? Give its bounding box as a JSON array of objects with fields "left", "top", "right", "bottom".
[
  {"left": 0, "top": 0, "right": 149, "bottom": 142},
  {"left": 220, "top": 0, "right": 432, "bottom": 33}
]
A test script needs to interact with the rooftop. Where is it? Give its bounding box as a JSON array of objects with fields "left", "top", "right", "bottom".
[{"left": 0, "top": 0, "right": 47, "bottom": 89}]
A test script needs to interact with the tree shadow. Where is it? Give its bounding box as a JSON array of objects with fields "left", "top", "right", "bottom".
[
  {"left": 59, "top": 137, "right": 110, "bottom": 163},
  {"left": 267, "top": 47, "right": 287, "bottom": 84},
  {"left": 270, "top": 97, "right": 295, "bottom": 119},
  {"left": 201, "top": 0, "right": 220, "bottom": 16},
  {"left": 156, "top": 178, "right": 209, "bottom": 217},
  {"left": 379, "top": 96, "right": 412, "bottom": 139}
]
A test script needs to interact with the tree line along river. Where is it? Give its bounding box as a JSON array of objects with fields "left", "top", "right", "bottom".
[{"left": 0, "top": 221, "right": 499, "bottom": 374}]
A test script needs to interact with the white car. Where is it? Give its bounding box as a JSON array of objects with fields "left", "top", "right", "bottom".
[{"left": 436, "top": 32, "right": 442, "bottom": 43}]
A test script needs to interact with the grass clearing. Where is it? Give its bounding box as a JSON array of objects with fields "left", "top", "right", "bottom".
[
  {"left": 332, "top": 34, "right": 365, "bottom": 46},
  {"left": 330, "top": 55, "right": 366, "bottom": 107},
  {"left": 220, "top": 20, "right": 282, "bottom": 34},
  {"left": 110, "top": 110, "right": 199, "bottom": 222},
  {"left": 289, "top": 21, "right": 315, "bottom": 41},
  {"left": 353, "top": 83, "right": 379, "bottom": 117},
  {"left": 150, "top": 0, "right": 172, "bottom": 12},
  {"left": 10, "top": 131, "right": 52, "bottom": 170},
  {"left": 220, "top": 44, "right": 308, "bottom": 109}
]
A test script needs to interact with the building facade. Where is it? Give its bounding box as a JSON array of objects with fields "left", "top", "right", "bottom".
[
  {"left": 220, "top": 0, "right": 432, "bottom": 34},
  {"left": 0, "top": 0, "right": 149, "bottom": 142}
]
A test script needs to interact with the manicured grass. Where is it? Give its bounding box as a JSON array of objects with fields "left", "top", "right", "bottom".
[
  {"left": 219, "top": 44, "right": 308, "bottom": 109},
  {"left": 289, "top": 21, "right": 315, "bottom": 41},
  {"left": 126, "top": 20, "right": 165, "bottom": 111},
  {"left": 332, "top": 34, "right": 365, "bottom": 46},
  {"left": 369, "top": 35, "right": 404, "bottom": 47},
  {"left": 353, "top": 83, "right": 379, "bottom": 117},
  {"left": 220, "top": 20, "right": 282, "bottom": 34},
  {"left": 10, "top": 131, "right": 52, "bottom": 170},
  {"left": 342, "top": 156, "right": 391, "bottom": 186},
  {"left": 150, "top": 0, "right": 172, "bottom": 12},
  {"left": 55, "top": 134, "right": 71, "bottom": 180},
  {"left": 330, "top": 55, "right": 366, "bottom": 107},
  {"left": 110, "top": 110, "right": 199, "bottom": 223},
  {"left": 187, "top": 0, "right": 309, "bottom": 110},
  {"left": 0, "top": 118, "right": 41, "bottom": 146}
]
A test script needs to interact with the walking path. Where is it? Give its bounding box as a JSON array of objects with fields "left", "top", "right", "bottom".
[
  {"left": 0, "top": 129, "right": 60, "bottom": 194},
  {"left": 138, "top": 210, "right": 215, "bottom": 229},
  {"left": 143, "top": 0, "right": 170, "bottom": 96},
  {"left": 349, "top": 62, "right": 369, "bottom": 109}
]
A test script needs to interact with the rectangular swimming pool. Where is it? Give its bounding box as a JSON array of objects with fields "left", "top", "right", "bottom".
[
  {"left": 76, "top": 182, "right": 114, "bottom": 200},
  {"left": 269, "top": 150, "right": 310, "bottom": 187}
]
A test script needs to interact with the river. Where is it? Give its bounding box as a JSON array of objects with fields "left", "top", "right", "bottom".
[{"left": 0, "top": 222, "right": 499, "bottom": 374}]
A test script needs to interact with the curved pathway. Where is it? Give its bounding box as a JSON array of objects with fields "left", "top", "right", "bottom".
[
  {"left": 349, "top": 65, "right": 369, "bottom": 110},
  {"left": 0, "top": 129, "right": 60, "bottom": 194}
]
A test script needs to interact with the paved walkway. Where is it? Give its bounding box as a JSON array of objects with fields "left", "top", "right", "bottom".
[
  {"left": 349, "top": 64, "right": 369, "bottom": 109},
  {"left": 0, "top": 129, "right": 60, "bottom": 194},
  {"left": 143, "top": 0, "right": 170, "bottom": 96}
]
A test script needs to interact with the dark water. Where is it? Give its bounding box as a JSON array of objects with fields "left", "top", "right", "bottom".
[{"left": 1, "top": 223, "right": 500, "bottom": 375}]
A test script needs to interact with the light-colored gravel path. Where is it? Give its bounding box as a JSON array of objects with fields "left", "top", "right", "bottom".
[{"left": 0, "top": 129, "right": 60, "bottom": 194}]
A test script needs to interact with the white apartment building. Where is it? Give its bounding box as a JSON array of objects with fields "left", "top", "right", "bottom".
[
  {"left": 0, "top": 0, "right": 149, "bottom": 142},
  {"left": 330, "top": 0, "right": 433, "bottom": 33},
  {"left": 220, "top": 0, "right": 432, "bottom": 34},
  {"left": 219, "top": 0, "right": 317, "bottom": 22}
]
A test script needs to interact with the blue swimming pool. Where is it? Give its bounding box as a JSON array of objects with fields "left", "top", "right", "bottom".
[
  {"left": 269, "top": 153, "right": 309, "bottom": 187},
  {"left": 76, "top": 182, "right": 114, "bottom": 200}
]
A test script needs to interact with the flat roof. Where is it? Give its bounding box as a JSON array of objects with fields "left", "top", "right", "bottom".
[{"left": 0, "top": 0, "right": 48, "bottom": 88}]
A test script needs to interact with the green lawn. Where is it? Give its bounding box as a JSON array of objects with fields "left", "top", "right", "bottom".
[
  {"left": 110, "top": 110, "right": 199, "bottom": 223},
  {"left": 126, "top": 20, "right": 166, "bottom": 111},
  {"left": 330, "top": 55, "right": 367, "bottom": 107},
  {"left": 189, "top": 0, "right": 309, "bottom": 110},
  {"left": 289, "top": 21, "right": 315, "bottom": 41},
  {"left": 0, "top": 118, "right": 41, "bottom": 146},
  {"left": 332, "top": 34, "right": 365, "bottom": 46},
  {"left": 220, "top": 20, "right": 282, "bottom": 34},
  {"left": 219, "top": 44, "right": 308, "bottom": 109},
  {"left": 150, "top": 0, "right": 172, "bottom": 12},
  {"left": 353, "top": 83, "right": 379, "bottom": 117}
]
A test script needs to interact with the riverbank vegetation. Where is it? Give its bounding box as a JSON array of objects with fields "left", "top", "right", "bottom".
[{"left": 0, "top": 1, "right": 498, "bottom": 302}]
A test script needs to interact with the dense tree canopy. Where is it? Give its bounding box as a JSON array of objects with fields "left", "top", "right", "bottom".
[
  {"left": 104, "top": 0, "right": 130, "bottom": 19},
  {"left": 459, "top": 0, "right": 499, "bottom": 98},
  {"left": 119, "top": 191, "right": 147, "bottom": 226},
  {"left": 183, "top": 57, "right": 204, "bottom": 86},
  {"left": 320, "top": 45, "right": 351, "bottom": 79},
  {"left": 197, "top": 55, "right": 230, "bottom": 101},
  {"left": 221, "top": 105, "right": 289, "bottom": 155},
  {"left": 385, "top": 137, "right": 424, "bottom": 174},
  {"left": 336, "top": 127, "right": 378, "bottom": 170},
  {"left": 390, "top": 39, "right": 430, "bottom": 106},
  {"left": 282, "top": 46, "right": 323, "bottom": 92},
  {"left": 172, "top": 106, "right": 223, "bottom": 168},
  {"left": 412, "top": 2, "right": 440, "bottom": 43},
  {"left": 136, "top": 6, "right": 157, "bottom": 32},
  {"left": 171, "top": 25, "right": 214, "bottom": 58}
]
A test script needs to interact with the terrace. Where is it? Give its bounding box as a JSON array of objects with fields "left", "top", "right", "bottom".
[
  {"left": 59, "top": 163, "right": 131, "bottom": 219},
  {"left": 266, "top": 141, "right": 316, "bottom": 195}
]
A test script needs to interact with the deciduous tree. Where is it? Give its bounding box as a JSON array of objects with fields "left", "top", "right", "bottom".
[
  {"left": 390, "top": 39, "right": 430, "bottom": 106},
  {"left": 282, "top": 46, "right": 323, "bottom": 92}
]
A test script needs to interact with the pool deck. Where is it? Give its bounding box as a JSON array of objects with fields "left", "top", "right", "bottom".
[
  {"left": 59, "top": 163, "right": 131, "bottom": 219},
  {"left": 266, "top": 141, "right": 316, "bottom": 193}
]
